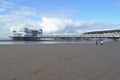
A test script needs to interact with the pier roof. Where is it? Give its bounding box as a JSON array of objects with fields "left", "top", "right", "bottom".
[{"left": 84, "top": 29, "right": 120, "bottom": 34}]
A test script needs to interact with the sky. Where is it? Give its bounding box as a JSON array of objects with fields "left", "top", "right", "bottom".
[{"left": 0, "top": 0, "right": 120, "bottom": 36}]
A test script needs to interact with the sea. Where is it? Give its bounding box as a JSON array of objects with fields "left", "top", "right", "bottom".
[{"left": 0, "top": 37, "right": 115, "bottom": 45}]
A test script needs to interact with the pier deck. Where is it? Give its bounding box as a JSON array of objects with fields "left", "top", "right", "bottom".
[{"left": 10, "top": 34, "right": 120, "bottom": 41}]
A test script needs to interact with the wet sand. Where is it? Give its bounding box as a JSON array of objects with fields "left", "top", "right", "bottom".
[{"left": 0, "top": 42, "right": 120, "bottom": 80}]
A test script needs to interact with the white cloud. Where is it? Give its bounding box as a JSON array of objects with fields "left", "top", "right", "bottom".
[
  {"left": 0, "top": 5, "right": 120, "bottom": 35},
  {"left": 11, "top": 6, "right": 37, "bottom": 17},
  {"left": 0, "top": 8, "right": 5, "bottom": 11},
  {"left": 40, "top": 17, "right": 120, "bottom": 34},
  {"left": 0, "top": 12, "right": 41, "bottom": 33},
  {"left": 41, "top": 17, "right": 72, "bottom": 34},
  {"left": 1, "top": 13, "right": 120, "bottom": 35},
  {"left": 40, "top": 9, "right": 76, "bottom": 19},
  {"left": 0, "top": 0, "right": 14, "bottom": 11}
]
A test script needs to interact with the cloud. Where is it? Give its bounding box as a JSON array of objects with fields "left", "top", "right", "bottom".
[
  {"left": 0, "top": 0, "right": 14, "bottom": 11},
  {"left": 40, "top": 17, "right": 120, "bottom": 34},
  {"left": 11, "top": 6, "right": 37, "bottom": 17},
  {"left": 0, "top": 5, "right": 120, "bottom": 35},
  {"left": 40, "top": 9, "right": 76, "bottom": 19},
  {"left": 0, "top": 8, "right": 5, "bottom": 11},
  {"left": 41, "top": 17, "right": 73, "bottom": 34},
  {"left": 0, "top": 10, "right": 41, "bottom": 34},
  {"left": 1, "top": 13, "right": 120, "bottom": 35}
]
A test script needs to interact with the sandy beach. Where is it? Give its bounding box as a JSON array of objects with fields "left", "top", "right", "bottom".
[{"left": 0, "top": 42, "right": 120, "bottom": 80}]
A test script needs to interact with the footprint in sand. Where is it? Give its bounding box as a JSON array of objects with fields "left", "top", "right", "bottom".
[
  {"left": 34, "top": 71, "right": 38, "bottom": 75},
  {"left": 64, "top": 57, "right": 71, "bottom": 61},
  {"left": 59, "top": 58, "right": 64, "bottom": 61},
  {"left": 29, "top": 68, "right": 46, "bottom": 77},
  {"left": 59, "top": 57, "right": 71, "bottom": 61},
  {"left": 8, "top": 68, "right": 12, "bottom": 70},
  {"left": 37, "top": 68, "right": 45, "bottom": 73},
  {"left": 29, "top": 71, "right": 38, "bottom": 77},
  {"left": 13, "top": 77, "right": 17, "bottom": 80}
]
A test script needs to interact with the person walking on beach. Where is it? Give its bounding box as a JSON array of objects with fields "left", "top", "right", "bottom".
[
  {"left": 100, "top": 40, "right": 104, "bottom": 45},
  {"left": 96, "top": 40, "right": 98, "bottom": 45}
]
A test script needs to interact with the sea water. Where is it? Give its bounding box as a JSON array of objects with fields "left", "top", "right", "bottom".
[{"left": 0, "top": 37, "right": 116, "bottom": 45}]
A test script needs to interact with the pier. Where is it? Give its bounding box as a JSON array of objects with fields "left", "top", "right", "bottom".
[
  {"left": 11, "top": 34, "right": 120, "bottom": 41},
  {"left": 10, "top": 29, "right": 120, "bottom": 41}
]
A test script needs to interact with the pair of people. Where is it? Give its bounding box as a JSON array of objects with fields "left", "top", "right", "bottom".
[{"left": 96, "top": 40, "right": 104, "bottom": 45}]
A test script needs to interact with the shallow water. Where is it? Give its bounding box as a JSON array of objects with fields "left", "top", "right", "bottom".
[{"left": 0, "top": 37, "right": 117, "bottom": 45}]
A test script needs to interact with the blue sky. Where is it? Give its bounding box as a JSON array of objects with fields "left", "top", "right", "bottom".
[
  {"left": 0, "top": 0, "right": 120, "bottom": 35},
  {"left": 7, "top": 0, "right": 119, "bottom": 22}
]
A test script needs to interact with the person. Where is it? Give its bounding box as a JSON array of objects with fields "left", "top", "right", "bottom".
[
  {"left": 100, "top": 40, "right": 104, "bottom": 45},
  {"left": 96, "top": 40, "right": 98, "bottom": 45}
]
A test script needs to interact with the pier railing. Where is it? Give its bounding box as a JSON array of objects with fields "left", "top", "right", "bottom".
[{"left": 10, "top": 33, "right": 120, "bottom": 41}]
